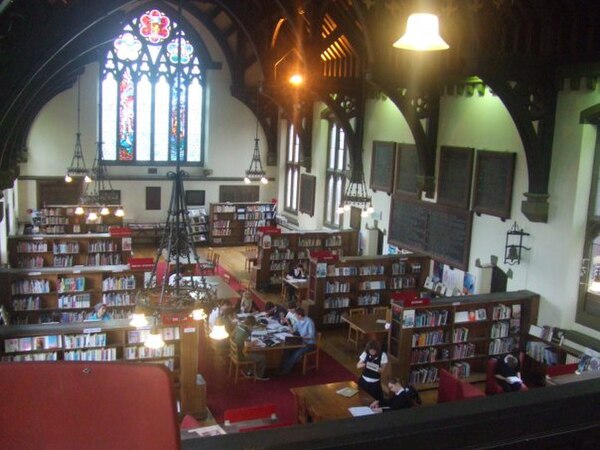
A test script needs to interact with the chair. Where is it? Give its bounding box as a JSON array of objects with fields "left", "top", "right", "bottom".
[
  {"left": 302, "top": 332, "right": 322, "bottom": 375},
  {"left": 485, "top": 356, "right": 529, "bottom": 395},
  {"left": 228, "top": 339, "right": 257, "bottom": 383},
  {"left": 347, "top": 307, "right": 365, "bottom": 348},
  {"left": 0, "top": 362, "right": 180, "bottom": 450},
  {"left": 244, "top": 244, "right": 257, "bottom": 271},
  {"left": 370, "top": 306, "right": 389, "bottom": 316},
  {"left": 198, "top": 252, "right": 219, "bottom": 276}
]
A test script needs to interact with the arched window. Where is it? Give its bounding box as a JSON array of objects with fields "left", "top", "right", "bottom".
[{"left": 100, "top": 8, "right": 204, "bottom": 164}]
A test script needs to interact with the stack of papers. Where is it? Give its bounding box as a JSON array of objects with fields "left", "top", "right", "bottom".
[
  {"left": 348, "top": 406, "right": 376, "bottom": 417},
  {"left": 336, "top": 387, "right": 358, "bottom": 397}
]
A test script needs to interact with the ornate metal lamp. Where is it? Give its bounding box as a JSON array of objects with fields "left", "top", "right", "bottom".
[
  {"left": 244, "top": 87, "right": 268, "bottom": 185},
  {"left": 504, "top": 222, "right": 531, "bottom": 265},
  {"left": 65, "top": 76, "right": 91, "bottom": 184}
]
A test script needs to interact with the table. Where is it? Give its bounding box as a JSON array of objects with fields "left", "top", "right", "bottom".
[
  {"left": 546, "top": 369, "right": 600, "bottom": 386},
  {"left": 241, "top": 250, "right": 258, "bottom": 271},
  {"left": 290, "top": 381, "right": 375, "bottom": 423},
  {"left": 283, "top": 277, "right": 308, "bottom": 303},
  {"left": 245, "top": 321, "right": 306, "bottom": 369},
  {"left": 341, "top": 312, "right": 390, "bottom": 349},
  {"left": 169, "top": 275, "right": 240, "bottom": 301}
]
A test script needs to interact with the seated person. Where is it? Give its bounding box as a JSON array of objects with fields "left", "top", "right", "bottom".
[
  {"left": 495, "top": 353, "right": 524, "bottom": 392},
  {"left": 282, "top": 302, "right": 298, "bottom": 328},
  {"left": 264, "top": 301, "right": 288, "bottom": 324},
  {"left": 208, "top": 300, "right": 232, "bottom": 331},
  {"left": 238, "top": 291, "right": 258, "bottom": 314},
  {"left": 278, "top": 308, "right": 316, "bottom": 375},
  {"left": 369, "top": 378, "right": 420, "bottom": 412},
  {"left": 287, "top": 263, "right": 306, "bottom": 279},
  {"left": 232, "top": 316, "right": 269, "bottom": 381},
  {"left": 89, "top": 303, "right": 111, "bottom": 321}
]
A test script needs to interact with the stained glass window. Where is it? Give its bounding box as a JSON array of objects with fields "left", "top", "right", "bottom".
[{"left": 101, "top": 8, "right": 204, "bottom": 164}]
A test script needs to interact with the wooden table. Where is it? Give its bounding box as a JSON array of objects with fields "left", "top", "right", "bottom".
[
  {"left": 290, "top": 381, "right": 374, "bottom": 423},
  {"left": 246, "top": 339, "right": 306, "bottom": 369},
  {"left": 546, "top": 369, "right": 600, "bottom": 386},
  {"left": 170, "top": 275, "right": 240, "bottom": 301},
  {"left": 341, "top": 312, "right": 390, "bottom": 349},
  {"left": 283, "top": 277, "right": 308, "bottom": 303},
  {"left": 241, "top": 250, "right": 258, "bottom": 271}
]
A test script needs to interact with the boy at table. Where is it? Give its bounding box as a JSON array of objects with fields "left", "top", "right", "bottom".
[
  {"left": 233, "top": 316, "right": 269, "bottom": 381},
  {"left": 369, "top": 377, "right": 420, "bottom": 412},
  {"left": 278, "top": 308, "right": 316, "bottom": 375}
]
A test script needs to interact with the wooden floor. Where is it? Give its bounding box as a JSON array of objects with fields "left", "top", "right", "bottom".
[{"left": 133, "top": 243, "right": 443, "bottom": 405}]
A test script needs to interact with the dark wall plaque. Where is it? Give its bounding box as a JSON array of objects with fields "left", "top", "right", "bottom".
[
  {"left": 37, "top": 179, "right": 82, "bottom": 207},
  {"left": 370, "top": 141, "right": 396, "bottom": 193},
  {"left": 389, "top": 194, "right": 472, "bottom": 270},
  {"left": 145, "top": 186, "right": 161, "bottom": 210},
  {"left": 350, "top": 206, "right": 362, "bottom": 231},
  {"left": 99, "top": 190, "right": 121, "bottom": 205},
  {"left": 437, "top": 146, "right": 474, "bottom": 209},
  {"left": 299, "top": 174, "right": 316, "bottom": 216},
  {"left": 472, "top": 151, "right": 516, "bottom": 219},
  {"left": 394, "top": 144, "right": 419, "bottom": 196},
  {"left": 219, "top": 185, "right": 259, "bottom": 203},
  {"left": 185, "top": 190, "right": 205, "bottom": 206}
]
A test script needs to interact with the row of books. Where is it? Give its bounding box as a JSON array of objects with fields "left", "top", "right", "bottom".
[
  {"left": 17, "top": 256, "right": 45, "bottom": 268},
  {"left": 102, "top": 275, "right": 136, "bottom": 291},
  {"left": 357, "top": 293, "right": 381, "bottom": 306},
  {"left": 412, "top": 329, "right": 446, "bottom": 347},
  {"left": 324, "top": 296, "right": 351, "bottom": 309},
  {"left": 63, "top": 332, "right": 107, "bottom": 349},
  {"left": 64, "top": 348, "right": 117, "bottom": 361},
  {"left": 4, "top": 335, "right": 61, "bottom": 353},
  {"left": 409, "top": 366, "right": 439, "bottom": 385},
  {"left": 415, "top": 309, "right": 449, "bottom": 327},
  {"left": 16, "top": 241, "right": 48, "bottom": 253},
  {"left": 2, "top": 352, "right": 58, "bottom": 362},
  {"left": 325, "top": 281, "right": 351, "bottom": 293},
  {"left": 102, "top": 293, "right": 133, "bottom": 306},
  {"left": 489, "top": 337, "right": 515, "bottom": 355},
  {"left": 526, "top": 341, "right": 559, "bottom": 364},
  {"left": 449, "top": 361, "right": 471, "bottom": 378},
  {"left": 410, "top": 347, "right": 445, "bottom": 364},
  {"left": 58, "top": 293, "right": 91, "bottom": 309},
  {"left": 326, "top": 266, "right": 357, "bottom": 277},
  {"left": 87, "top": 254, "right": 122, "bottom": 266},
  {"left": 58, "top": 277, "right": 85, "bottom": 293},
  {"left": 12, "top": 296, "right": 42, "bottom": 311},
  {"left": 358, "top": 280, "right": 386, "bottom": 291},
  {"left": 11, "top": 279, "right": 51, "bottom": 295},
  {"left": 358, "top": 265, "right": 385, "bottom": 275},
  {"left": 211, "top": 229, "right": 233, "bottom": 236},
  {"left": 127, "top": 327, "right": 180, "bottom": 344},
  {"left": 390, "top": 276, "right": 417, "bottom": 289},
  {"left": 452, "top": 343, "right": 476, "bottom": 359},
  {"left": 53, "top": 255, "right": 74, "bottom": 267},
  {"left": 52, "top": 242, "right": 80, "bottom": 254},
  {"left": 124, "top": 344, "right": 176, "bottom": 359},
  {"left": 270, "top": 250, "right": 296, "bottom": 260},
  {"left": 321, "top": 310, "right": 346, "bottom": 324}
]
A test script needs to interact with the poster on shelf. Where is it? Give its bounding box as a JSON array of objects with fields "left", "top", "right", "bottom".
[{"left": 402, "top": 309, "right": 415, "bottom": 328}]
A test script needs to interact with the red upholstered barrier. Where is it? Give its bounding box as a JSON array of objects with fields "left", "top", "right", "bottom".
[
  {"left": 0, "top": 362, "right": 180, "bottom": 450},
  {"left": 546, "top": 363, "right": 578, "bottom": 377},
  {"left": 239, "top": 421, "right": 294, "bottom": 433},
  {"left": 438, "top": 368, "right": 485, "bottom": 403},
  {"left": 224, "top": 403, "right": 277, "bottom": 425}
]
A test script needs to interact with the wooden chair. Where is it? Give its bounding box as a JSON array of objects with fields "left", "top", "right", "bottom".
[
  {"left": 198, "top": 252, "right": 219, "bottom": 275},
  {"left": 228, "top": 339, "right": 256, "bottom": 383},
  {"left": 347, "top": 307, "right": 365, "bottom": 348},
  {"left": 370, "top": 306, "right": 389, "bottom": 316},
  {"left": 244, "top": 244, "right": 257, "bottom": 271},
  {"left": 302, "top": 332, "right": 322, "bottom": 375}
]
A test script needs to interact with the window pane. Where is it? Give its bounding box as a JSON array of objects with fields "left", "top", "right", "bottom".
[
  {"left": 286, "top": 168, "right": 293, "bottom": 208},
  {"left": 117, "top": 68, "right": 135, "bottom": 161},
  {"left": 292, "top": 168, "right": 299, "bottom": 209},
  {"left": 328, "top": 125, "right": 336, "bottom": 169},
  {"left": 293, "top": 134, "right": 300, "bottom": 163},
  {"left": 101, "top": 75, "right": 118, "bottom": 160},
  {"left": 337, "top": 129, "right": 346, "bottom": 170},
  {"left": 287, "top": 124, "right": 295, "bottom": 162},
  {"left": 136, "top": 75, "right": 152, "bottom": 161},
  {"left": 326, "top": 176, "right": 334, "bottom": 223},
  {"left": 335, "top": 176, "right": 343, "bottom": 225},
  {"left": 169, "top": 76, "right": 186, "bottom": 162},
  {"left": 154, "top": 77, "right": 169, "bottom": 161},
  {"left": 187, "top": 79, "right": 202, "bottom": 162}
]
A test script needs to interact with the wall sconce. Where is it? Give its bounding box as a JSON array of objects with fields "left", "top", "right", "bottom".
[{"left": 504, "top": 222, "right": 530, "bottom": 265}]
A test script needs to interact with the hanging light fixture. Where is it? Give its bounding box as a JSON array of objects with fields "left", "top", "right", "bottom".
[
  {"left": 130, "top": 0, "right": 218, "bottom": 348},
  {"left": 338, "top": 166, "right": 372, "bottom": 217},
  {"left": 393, "top": 13, "right": 449, "bottom": 51},
  {"left": 65, "top": 75, "right": 92, "bottom": 184},
  {"left": 504, "top": 222, "right": 531, "bottom": 265},
  {"left": 208, "top": 317, "right": 229, "bottom": 340},
  {"left": 244, "top": 86, "right": 268, "bottom": 185}
]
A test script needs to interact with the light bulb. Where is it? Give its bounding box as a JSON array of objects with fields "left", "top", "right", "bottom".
[
  {"left": 84, "top": 175, "right": 92, "bottom": 183},
  {"left": 393, "top": 13, "right": 449, "bottom": 51},
  {"left": 88, "top": 211, "right": 98, "bottom": 221},
  {"left": 260, "top": 176, "right": 268, "bottom": 184},
  {"left": 289, "top": 73, "right": 304, "bottom": 86},
  {"left": 144, "top": 328, "right": 165, "bottom": 349},
  {"left": 100, "top": 206, "right": 110, "bottom": 216},
  {"left": 65, "top": 174, "right": 73, "bottom": 183},
  {"left": 75, "top": 206, "right": 84, "bottom": 215},
  {"left": 244, "top": 176, "right": 251, "bottom": 184},
  {"left": 115, "top": 208, "right": 125, "bottom": 218},
  {"left": 129, "top": 313, "right": 148, "bottom": 328}
]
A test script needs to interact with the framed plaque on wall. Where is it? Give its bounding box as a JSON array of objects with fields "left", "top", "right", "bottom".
[
  {"left": 472, "top": 151, "right": 516, "bottom": 219},
  {"left": 299, "top": 174, "right": 316, "bottom": 216},
  {"left": 370, "top": 141, "right": 396, "bottom": 193},
  {"left": 437, "top": 146, "right": 474, "bottom": 209},
  {"left": 394, "top": 144, "right": 419, "bottom": 197}
]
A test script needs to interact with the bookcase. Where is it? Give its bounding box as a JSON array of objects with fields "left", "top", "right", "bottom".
[
  {"left": 0, "top": 319, "right": 206, "bottom": 417},
  {"left": 389, "top": 290, "right": 539, "bottom": 390},
  {"left": 0, "top": 265, "right": 142, "bottom": 325},
  {"left": 38, "top": 205, "right": 123, "bottom": 234},
  {"left": 306, "top": 254, "right": 430, "bottom": 328},
  {"left": 8, "top": 233, "right": 132, "bottom": 269},
  {"left": 253, "top": 229, "right": 359, "bottom": 289},
  {"left": 209, "top": 202, "right": 276, "bottom": 246},
  {"left": 189, "top": 207, "right": 209, "bottom": 245}
]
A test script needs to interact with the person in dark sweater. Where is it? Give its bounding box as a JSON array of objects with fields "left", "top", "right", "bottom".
[
  {"left": 357, "top": 340, "right": 388, "bottom": 402},
  {"left": 495, "top": 353, "right": 524, "bottom": 392},
  {"left": 369, "top": 377, "right": 420, "bottom": 412}
]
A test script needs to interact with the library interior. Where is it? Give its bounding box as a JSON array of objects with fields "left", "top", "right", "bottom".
[{"left": 1, "top": 1, "right": 600, "bottom": 449}]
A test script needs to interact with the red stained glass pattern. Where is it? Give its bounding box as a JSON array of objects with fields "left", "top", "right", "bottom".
[{"left": 139, "top": 9, "right": 170, "bottom": 44}]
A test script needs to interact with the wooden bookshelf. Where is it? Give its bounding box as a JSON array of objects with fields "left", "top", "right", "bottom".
[
  {"left": 0, "top": 319, "right": 206, "bottom": 418},
  {"left": 0, "top": 265, "right": 142, "bottom": 325},
  {"left": 306, "top": 254, "right": 430, "bottom": 328},
  {"left": 253, "top": 229, "right": 359, "bottom": 289},
  {"left": 8, "top": 233, "right": 132, "bottom": 269},
  {"left": 389, "top": 290, "right": 539, "bottom": 390},
  {"left": 209, "top": 202, "right": 276, "bottom": 246},
  {"left": 37, "top": 205, "right": 123, "bottom": 234}
]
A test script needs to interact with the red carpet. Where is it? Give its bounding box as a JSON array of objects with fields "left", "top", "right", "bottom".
[{"left": 199, "top": 265, "right": 357, "bottom": 425}]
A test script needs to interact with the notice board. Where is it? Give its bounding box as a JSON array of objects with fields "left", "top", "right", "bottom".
[
  {"left": 394, "top": 144, "right": 419, "bottom": 196},
  {"left": 299, "top": 174, "right": 316, "bottom": 216},
  {"left": 388, "top": 194, "right": 472, "bottom": 270},
  {"left": 437, "top": 146, "right": 474, "bottom": 209},
  {"left": 472, "top": 151, "right": 515, "bottom": 219},
  {"left": 370, "top": 141, "right": 396, "bottom": 193}
]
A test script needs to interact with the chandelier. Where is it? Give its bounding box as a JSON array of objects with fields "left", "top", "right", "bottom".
[
  {"left": 130, "top": 0, "right": 218, "bottom": 348},
  {"left": 337, "top": 166, "right": 373, "bottom": 218},
  {"left": 75, "top": 142, "right": 124, "bottom": 220},
  {"left": 244, "top": 86, "right": 268, "bottom": 185},
  {"left": 65, "top": 75, "right": 91, "bottom": 184}
]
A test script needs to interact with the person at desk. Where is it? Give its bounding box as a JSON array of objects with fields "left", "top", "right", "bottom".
[
  {"left": 278, "top": 308, "right": 316, "bottom": 375},
  {"left": 89, "top": 303, "right": 111, "bottom": 321},
  {"left": 495, "top": 353, "right": 524, "bottom": 392},
  {"left": 287, "top": 263, "right": 306, "bottom": 279},
  {"left": 282, "top": 302, "right": 298, "bottom": 328},
  {"left": 238, "top": 291, "right": 258, "bottom": 314},
  {"left": 357, "top": 340, "right": 388, "bottom": 402},
  {"left": 369, "top": 377, "right": 421, "bottom": 412},
  {"left": 265, "top": 301, "right": 288, "bottom": 324},
  {"left": 208, "top": 300, "right": 232, "bottom": 331},
  {"left": 233, "top": 316, "right": 269, "bottom": 381}
]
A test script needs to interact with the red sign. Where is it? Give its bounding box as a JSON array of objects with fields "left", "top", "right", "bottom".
[
  {"left": 129, "top": 257, "right": 154, "bottom": 270},
  {"left": 257, "top": 226, "right": 281, "bottom": 235},
  {"left": 109, "top": 226, "right": 132, "bottom": 237},
  {"left": 309, "top": 250, "right": 339, "bottom": 262}
]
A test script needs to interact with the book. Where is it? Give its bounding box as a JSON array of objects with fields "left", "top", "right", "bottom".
[
  {"left": 44, "top": 335, "right": 61, "bottom": 349},
  {"left": 348, "top": 406, "right": 376, "bottom": 417},
  {"left": 336, "top": 387, "right": 358, "bottom": 397},
  {"left": 402, "top": 309, "right": 415, "bottom": 329},
  {"left": 454, "top": 311, "right": 470, "bottom": 323},
  {"left": 476, "top": 308, "right": 487, "bottom": 321}
]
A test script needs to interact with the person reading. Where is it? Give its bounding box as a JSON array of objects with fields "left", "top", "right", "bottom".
[
  {"left": 369, "top": 377, "right": 421, "bottom": 412},
  {"left": 89, "top": 303, "right": 111, "bottom": 321},
  {"left": 287, "top": 263, "right": 306, "bottom": 279},
  {"left": 278, "top": 308, "right": 316, "bottom": 375},
  {"left": 494, "top": 353, "right": 524, "bottom": 392}
]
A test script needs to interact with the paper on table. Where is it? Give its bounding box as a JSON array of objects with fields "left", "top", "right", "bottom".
[
  {"left": 348, "top": 406, "right": 376, "bottom": 417},
  {"left": 251, "top": 329, "right": 268, "bottom": 337},
  {"left": 336, "top": 387, "right": 358, "bottom": 397},
  {"left": 506, "top": 376, "right": 522, "bottom": 384}
]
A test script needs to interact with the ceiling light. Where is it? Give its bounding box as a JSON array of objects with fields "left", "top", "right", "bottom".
[{"left": 393, "top": 13, "right": 449, "bottom": 51}]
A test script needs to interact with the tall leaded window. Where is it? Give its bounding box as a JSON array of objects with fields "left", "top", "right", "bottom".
[
  {"left": 284, "top": 123, "right": 300, "bottom": 212},
  {"left": 101, "top": 8, "right": 204, "bottom": 164},
  {"left": 324, "top": 122, "right": 347, "bottom": 228}
]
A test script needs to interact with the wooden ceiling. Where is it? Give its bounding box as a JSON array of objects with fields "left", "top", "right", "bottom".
[{"left": 1, "top": 0, "right": 600, "bottom": 221}]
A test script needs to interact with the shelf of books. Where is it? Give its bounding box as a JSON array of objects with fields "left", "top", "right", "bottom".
[
  {"left": 0, "top": 319, "right": 205, "bottom": 417},
  {"left": 253, "top": 229, "right": 359, "bottom": 289},
  {"left": 0, "top": 265, "right": 143, "bottom": 325},
  {"left": 390, "top": 290, "right": 540, "bottom": 390},
  {"left": 189, "top": 207, "right": 209, "bottom": 245},
  {"left": 209, "top": 202, "right": 276, "bottom": 246},
  {"left": 306, "top": 254, "right": 430, "bottom": 328},
  {"left": 36, "top": 205, "right": 123, "bottom": 234},
  {"left": 8, "top": 233, "right": 132, "bottom": 269}
]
